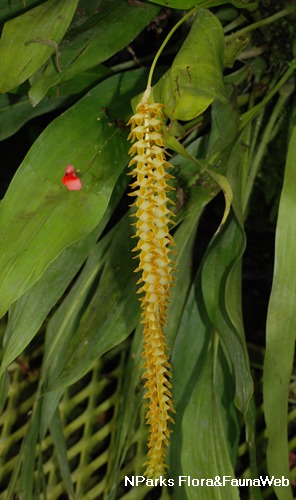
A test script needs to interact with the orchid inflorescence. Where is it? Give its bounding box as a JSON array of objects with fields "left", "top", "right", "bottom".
[{"left": 127, "top": 88, "right": 176, "bottom": 478}]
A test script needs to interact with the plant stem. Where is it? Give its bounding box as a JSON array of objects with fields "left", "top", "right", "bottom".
[
  {"left": 147, "top": 0, "right": 218, "bottom": 89},
  {"left": 243, "top": 90, "right": 292, "bottom": 214},
  {"left": 240, "top": 62, "right": 295, "bottom": 129},
  {"left": 226, "top": 6, "right": 294, "bottom": 42}
]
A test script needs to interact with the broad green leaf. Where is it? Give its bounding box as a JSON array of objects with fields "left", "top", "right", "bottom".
[
  {"left": 0, "top": 93, "right": 69, "bottom": 140},
  {"left": 46, "top": 64, "right": 111, "bottom": 96},
  {"left": 46, "top": 214, "right": 140, "bottom": 392},
  {"left": 168, "top": 259, "right": 241, "bottom": 489},
  {"left": 0, "top": 173, "right": 127, "bottom": 378},
  {"left": 0, "top": 65, "right": 111, "bottom": 141},
  {"left": 39, "top": 229, "right": 116, "bottom": 436},
  {"left": 181, "top": 340, "right": 240, "bottom": 500},
  {"left": 0, "top": 69, "right": 147, "bottom": 319},
  {"left": 263, "top": 126, "right": 296, "bottom": 500},
  {"left": 169, "top": 276, "right": 241, "bottom": 485},
  {"left": 153, "top": 9, "right": 225, "bottom": 120},
  {"left": 0, "top": 0, "right": 79, "bottom": 92},
  {"left": 29, "top": 0, "right": 160, "bottom": 105},
  {"left": 170, "top": 284, "right": 210, "bottom": 410},
  {"left": 169, "top": 280, "right": 212, "bottom": 491}
]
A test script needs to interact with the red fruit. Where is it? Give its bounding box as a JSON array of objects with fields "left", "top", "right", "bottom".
[{"left": 62, "top": 165, "right": 82, "bottom": 191}]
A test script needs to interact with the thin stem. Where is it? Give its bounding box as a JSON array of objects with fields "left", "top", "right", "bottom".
[
  {"left": 240, "top": 62, "right": 295, "bottom": 130},
  {"left": 223, "top": 14, "right": 246, "bottom": 35},
  {"left": 243, "top": 91, "right": 292, "bottom": 215},
  {"left": 226, "top": 6, "right": 294, "bottom": 42},
  {"left": 146, "top": 0, "right": 215, "bottom": 89}
]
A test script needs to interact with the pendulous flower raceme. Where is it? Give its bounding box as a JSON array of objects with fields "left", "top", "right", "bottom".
[{"left": 127, "top": 91, "right": 176, "bottom": 478}]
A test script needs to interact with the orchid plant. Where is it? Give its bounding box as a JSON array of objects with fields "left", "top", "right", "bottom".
[{"left": 0, "top": 1, "right": 295, "bottom": 498}]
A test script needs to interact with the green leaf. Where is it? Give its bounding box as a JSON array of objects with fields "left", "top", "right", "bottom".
[
  {"left": 107, "top": 326, "right": 145, "bottom": 487},
  {"left": 169, "top": 271, "right": 241, "bottom": 484},
  {"left": 17, "top": 404, "right": 41, "bottom": 499},
  {"left": 38, "top": 229, "right": 114, "bottom": 437},
  {"left": 0, "top": 371, "right": 9, "bottom": 414},
  {"left": 168, "top": 251, "right": 241, "bottom": 488},
  {"left": 181, "top": 340, "right": 240, "bottom": 500},
  {"left": 0, "top": 93, "right": 69, "bottom": 140},
  {"left": 46, "top": 214, "right": 140, "bottom": 392},
  {"left": 0, "top": 174, "right": 127, "bottom": 378},
  {"left": 46, "top": 64, "right": 112, "bottom": 96},
  {"left": 207, "top": 99, "right": 240, "bottom": 161},
  {"left": 199, "top": 115, "right": 254, "bottom": 414},
  {"left": 224, "top": 34, "right": 250, "bottom": 68},
  {"left": 49, "top": 409, "right": 75, "bottom": 498},
  {"left": 153, "top": 8, "right": 225, "bottom": 120},
  {"left": 200, "top": 179, "right": 252, "bottom": 414},
  {"left": 29, "top": 0, "right": 160, "bottom": 105},
  {"left": 0, "top": 69, "right": 147, "bottom": 319},
  {"left": 0, "top": 0, "right": 79, "bottom": 93},
  {"left": 263, "top": 126, "right": 296, "bottom": 500},
  {"left": 165, "top": 216, "right": 199, "bottom": 346}
]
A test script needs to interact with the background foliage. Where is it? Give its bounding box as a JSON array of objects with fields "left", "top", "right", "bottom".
[{"left": 0, "top": 0, "right": 295, "bottom": 499}]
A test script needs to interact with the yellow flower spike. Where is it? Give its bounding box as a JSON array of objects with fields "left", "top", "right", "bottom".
[{"left": 127, "top": 91, "right": 176, "bottom": 478}]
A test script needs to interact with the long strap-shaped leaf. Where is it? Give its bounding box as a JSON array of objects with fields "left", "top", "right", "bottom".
[{"left": 263, "top": 126, "right": 296, "bottom": 500}]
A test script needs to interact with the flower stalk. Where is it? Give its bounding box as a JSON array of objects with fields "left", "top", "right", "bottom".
[{"left": 127, "top": 88, "right": 176, "bottom": 477}]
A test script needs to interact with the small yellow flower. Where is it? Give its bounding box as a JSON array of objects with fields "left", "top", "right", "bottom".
[{"left": 127, "top": 94, "right": 176, "bottom": 478}]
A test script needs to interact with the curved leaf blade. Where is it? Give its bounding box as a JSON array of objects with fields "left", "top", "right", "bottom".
[
  {"left": 0, "top": 93, "right": 69, "bottom": 140},
  {"left": 46, "top": 214, "right": 140, "bottom": 392},
  {"left": 0, "top": 69, "right": 147, "bottom": 318},
  {"left": 29, "top": 0, "right": 160, "bottom": 105},
  {"left": 0, "top": 0, "right": 79, "bottom": 92},
  {"left": 263, "top": 126, "right": 296, "bottom": 500},
  {"left": 0, "top": 174, "right": 127, "bottom": 377},
  {"left": 154, "top": 9, "right": 225, "bottom": 121},
  {"left": 181, "top": 341, "right": 240, "bottom": 500},
  {"left": 201, "top": 212, "right": 253, "bottom": 413}
]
